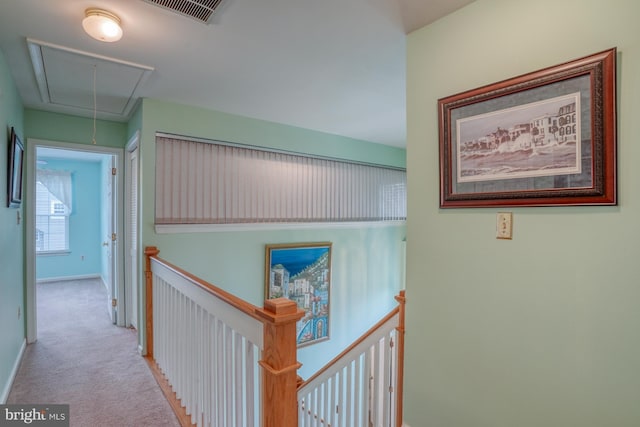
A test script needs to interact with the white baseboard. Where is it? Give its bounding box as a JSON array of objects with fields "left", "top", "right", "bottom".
[
  {"left": 36, "top": 274, "right": 101, "bottom": 283},
  {"left": 0, "top": 338, "right": 26, "bottom": 404}
]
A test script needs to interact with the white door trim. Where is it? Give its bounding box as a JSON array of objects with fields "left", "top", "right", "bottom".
[
  {"left": 124, "top": 131, "right": 140, "bottom": 330},
  {"left": 25, "top": 138, "right": 125, "bottom": 342},
  {"left": 106, "top": 155, "right": 117, "bottom": 323}
]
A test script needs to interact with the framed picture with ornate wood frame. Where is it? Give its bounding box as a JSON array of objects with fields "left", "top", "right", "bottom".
[
  {"left": 438, "top": 48, "right": 617, "bottom": 208},
  {"left": 265, "top": 242, "right": 332, "bottom": 348},
  {"left": 7, "top": 127, "right": 24, "bottom": 208}
]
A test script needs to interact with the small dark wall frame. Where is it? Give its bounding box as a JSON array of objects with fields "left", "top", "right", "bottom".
[
  {"left": 438, "top": 48, "right": 617, "bottom": 208},
  {"left": 7, "top": 127, "right": 24, "bottom": 208}
]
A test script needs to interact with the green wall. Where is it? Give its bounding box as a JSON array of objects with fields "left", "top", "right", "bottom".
[
  {"left": 25, "top": 109, "right": 127, "bottom": 148},
  {"left": 0, "top": 49, "right": 25, "bottom": 402},
  {"left": 138, "top": 98, "right": 406, "bottom": 377},
  {"left": 405, "top": 0, "right": 640, "bottom": 426}
]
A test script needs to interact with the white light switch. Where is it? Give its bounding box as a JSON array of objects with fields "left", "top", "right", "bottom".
[{"left": 496, "top": 212, "right": 513, "bottom": 239}]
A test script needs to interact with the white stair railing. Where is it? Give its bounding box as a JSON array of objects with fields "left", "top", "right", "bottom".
[
  {"left": 150, "top": 255, "right": 264, "bottom": 427},
  {"left": 144, "top": 246, "right": 403, "bottom": 427},
  {"left": 298, "top": 291, "right": 406, "bottom": 427}
]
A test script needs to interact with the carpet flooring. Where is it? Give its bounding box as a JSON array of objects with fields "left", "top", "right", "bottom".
[{"left": 7, "top": 279, "right": 180, "bottom": 427}]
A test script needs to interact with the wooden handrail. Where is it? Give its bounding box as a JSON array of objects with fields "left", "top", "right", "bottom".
[
  {"left": 145, "top": 246, "right": 263, "bottom": 321},
  {"left": 298, "top": 302, "right": 401, "bottom": 390}
]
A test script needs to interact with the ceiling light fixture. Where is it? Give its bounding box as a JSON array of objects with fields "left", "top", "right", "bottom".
[{"left": 82, "top": 8, "right": 123, "bottom": 42}]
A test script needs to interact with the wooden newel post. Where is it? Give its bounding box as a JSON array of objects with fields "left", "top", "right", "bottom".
[
  {"left": 394, "top": 290, "right": 406, "bottom": 427},
  {"left": 144, "top": 246, "right": 160, "bottom": 358},
  {"left": 256, "top": 298, "right": 304, "bottom": 427}
]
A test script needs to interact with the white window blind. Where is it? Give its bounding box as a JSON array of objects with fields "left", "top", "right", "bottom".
[
  {"left": 155, "top": 135, "right": 406, "bottom": 225},
  {"left": 36, "top": 170, "right": 72, "bottom": 252}
]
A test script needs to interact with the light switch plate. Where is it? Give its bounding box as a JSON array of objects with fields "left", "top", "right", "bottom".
[{"left": 496, "top": 212, "right": 513, "bottom": 239}]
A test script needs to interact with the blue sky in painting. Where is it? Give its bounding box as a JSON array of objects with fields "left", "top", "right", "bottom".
[{"left": 271, "top": 246, "right": 329, "bottom": 276}]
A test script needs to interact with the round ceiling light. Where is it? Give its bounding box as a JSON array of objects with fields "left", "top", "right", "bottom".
[{"left": 82, "top": 8, "right": 123, "bottom": 42}]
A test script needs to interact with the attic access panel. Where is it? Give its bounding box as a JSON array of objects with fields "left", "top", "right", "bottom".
[{"left": 28, "top": 39, "right": 154, "bottom": 118}]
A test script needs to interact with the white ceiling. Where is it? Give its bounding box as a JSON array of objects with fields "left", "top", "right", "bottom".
[{"left": 0, "top": 0, "right": 475, "bottom": 148}]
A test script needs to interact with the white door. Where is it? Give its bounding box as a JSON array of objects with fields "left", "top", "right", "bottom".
[{"left": 125, "top": 146, "right": 139, "bottom": 329}]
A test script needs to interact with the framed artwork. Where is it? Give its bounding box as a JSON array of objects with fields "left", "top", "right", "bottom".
[
  {"left": 439, "top": 48, "right": 617, "bottom": 208},
  {"left": 265, "top": 242, "right": 332, "bottom": 347},
  {"left": 7, "top": 127, "right": 24, "bottom": 208}
]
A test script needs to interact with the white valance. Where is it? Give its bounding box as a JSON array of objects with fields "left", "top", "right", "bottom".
[{"left": 36, "top": 169, "right": 73, "bottom": 214}]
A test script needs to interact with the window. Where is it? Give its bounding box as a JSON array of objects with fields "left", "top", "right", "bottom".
[
  {"left": 155, "top": 134, "right": 406, "bottom": 227},
  {"left": 36, "top": 170, "right": 72, "bottom": 253},
  {"left": 52, "top": 202, "right": 66, "bottom": 215}
]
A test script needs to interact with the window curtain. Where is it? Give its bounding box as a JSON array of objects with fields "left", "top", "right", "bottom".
[{"left": 36, "top": 169, "right": 73, "bottom": 213}]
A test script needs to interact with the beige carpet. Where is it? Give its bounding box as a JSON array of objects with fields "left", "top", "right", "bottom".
[{"left": 7, "top": 279, "right": 180, "bottom": 427}]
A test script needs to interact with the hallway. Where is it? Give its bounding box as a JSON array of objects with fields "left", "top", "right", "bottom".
[{"left": 7, "top": 279, "right": 179, "bottom": 427}]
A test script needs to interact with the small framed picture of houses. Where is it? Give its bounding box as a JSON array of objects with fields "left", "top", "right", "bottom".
[
  {"left": 265, "top": 242, "right": 332, "bottom": 347},
  {"left": 438, "top": 48, "right": 617, "bottom": 208}
]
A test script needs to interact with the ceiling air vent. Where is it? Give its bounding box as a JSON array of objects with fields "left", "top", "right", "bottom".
[{"left": 141, "top": 0, "right": 224, "bottom": 24}]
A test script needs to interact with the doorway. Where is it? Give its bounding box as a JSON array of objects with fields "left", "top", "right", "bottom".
[{"left": 25, "top": 138, "right": 125, "bottom": 343}]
